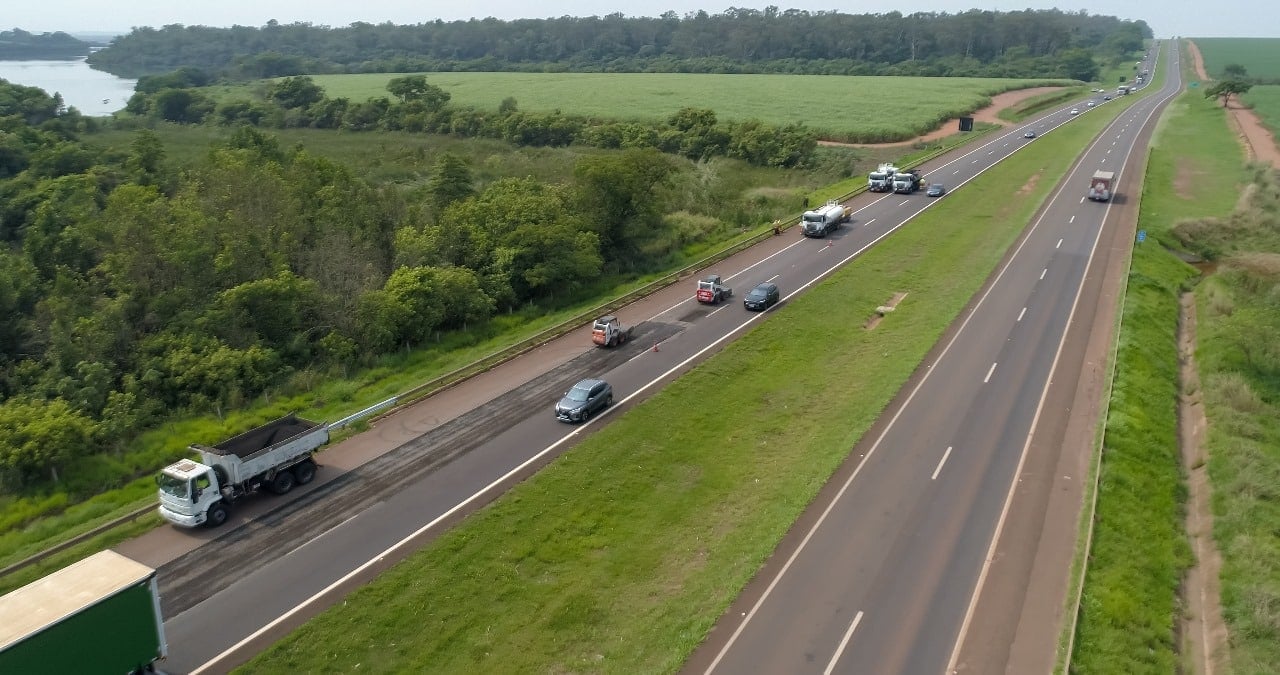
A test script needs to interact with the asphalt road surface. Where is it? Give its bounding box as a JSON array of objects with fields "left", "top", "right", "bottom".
[
  {"left": 115, "top": 46, "right": 1176, "bottom": 674},
  {"left": 684, "top": 43, "right": 1181, "bottom": 675}
]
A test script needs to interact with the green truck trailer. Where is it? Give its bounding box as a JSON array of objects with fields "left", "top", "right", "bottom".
[{"left": 0, "top": 550, "right": 166, "bottom": 673}]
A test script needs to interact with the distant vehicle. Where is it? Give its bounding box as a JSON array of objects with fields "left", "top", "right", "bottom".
[
  {"left": 591, "top": 315, "right": 633, "bottom": 348},
  {"left": 1070, "top": 108, "right": 1080, "bottom": 115},
  {"left": 695, "top": 274, "right": 732, "bottom": 304},
  {"left": 800, "top": 200, "right": 851, "bottom": 237},
  {"left": 926, "top": 183, "right": 947, "bottom": 197},
  {"left": 157, "top": 415, "right": 328, "bottom": 528},
  {"left": 0, "top": 550, "right": 167, "bottom": 674},
  {"left": 1024, "top": 129, "right": 1037, "bottom": 138},
  {"left": 743, "top": 282, "right": 780, "bottom": 311},
  {"left": 1103, "top": 95, "right": 1113, "bottom": 100},
  {"left": 1087, "top": 101, "right": 1096, "bottom": 107},
  {"left": 555, "top": 378, "right": 613, "bottom": 423},
  {"left": 1088, "top": 170, "right": 1115, "bottom": 202}
]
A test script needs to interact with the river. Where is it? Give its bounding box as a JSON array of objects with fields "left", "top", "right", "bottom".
[{"left": 0, "top": 58, "right": 137, "bottom": 117}]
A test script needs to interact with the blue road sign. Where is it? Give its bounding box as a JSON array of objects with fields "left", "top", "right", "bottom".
[{"left": 1137, "top": 229, "right": 1147, "bottom": 243}]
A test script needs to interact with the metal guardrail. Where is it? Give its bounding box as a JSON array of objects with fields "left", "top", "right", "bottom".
[{"left": 0, "top": 502, "right": 155, "bottom": 579}]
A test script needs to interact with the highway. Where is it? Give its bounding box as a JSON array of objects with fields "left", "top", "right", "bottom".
[
  {"left": 116, "top": 46, "right": 1174, "bottom": 673},
  {"left": 686, "top": 42, "right": 1181, "bottom": 674}
]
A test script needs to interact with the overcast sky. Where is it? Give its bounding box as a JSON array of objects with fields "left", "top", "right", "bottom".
[{"left": 10, "top": 1, "right": 1278, "bottom": 40}]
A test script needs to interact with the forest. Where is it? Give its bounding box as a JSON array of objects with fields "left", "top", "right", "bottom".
[
  {"left": 86, "top": 8, "right": 1150, "bottom": 80},
  {"left": 0, "top": 76, "right": 818, "bottom": 495}
]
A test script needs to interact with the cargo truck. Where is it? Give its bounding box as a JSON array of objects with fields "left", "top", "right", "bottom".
[
  {"left": 868, "top": 163, "right": 898, "bottom": 192},
  {"left": 157, "top": 414, "right": 329, "bottom": 528},
  {"left": 0, "top": 550, "right": 166, "bottom": 674},
  {"left": 892, "top": 169, "right": 925, "bottom": 194},
  {"left": 1088, "top": 170, "right": 1115, "bottom": 201},
  {"left": 800, "top": 200, "right": 851, "bottom": 237}
]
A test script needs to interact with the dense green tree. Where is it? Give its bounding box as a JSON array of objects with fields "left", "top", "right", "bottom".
[
  {"left": 427, "top": 153, "right": 474, "bottom": 214},
  {"left": 573, "top": 149, "right": 676, "bottom": 262},
  {"left": 386, "top": 75, "right": 451, "bottom": 111},
  {"left": 151, "top": 88, "right": 214, "bottom": 123},
  {"left": 268, "top": 75, "right": 325, "bottom": 109},
  {"left": 0, "top": 397, "right": 98, "bottom": 486},
  {"left": 1221, "top": 63, "right": 1248, "bottom": 79}
]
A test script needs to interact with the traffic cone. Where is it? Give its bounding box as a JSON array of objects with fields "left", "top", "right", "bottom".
[{"left": 653, "top": 342, "right": 660, "bottom": 352}]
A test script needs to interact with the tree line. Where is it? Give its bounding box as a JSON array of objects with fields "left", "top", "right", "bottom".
[
  {"left": 0, "top": 29, "right": 92, "bottom": 60},
  {"left": 121, "top": 73, "right": 820, "bottom": 164},
  {"left": 0, "top": 78, "right": 758, "bottom": 491},
  {"left": 86, "top": 9, "right": 1150, "bottom": 81}
]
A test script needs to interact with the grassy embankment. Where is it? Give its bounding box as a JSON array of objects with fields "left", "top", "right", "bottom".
[
  {"left": 1191, "top": 171, "right": 1280, "bottom": 673},
  {"left": 239, "top": 87, "right": 1125, "bottom": 673},
  {"left": 1067, "top": 88, "right": 1249, "bottom": 672},
  {"left": 228, "top": 72, "right": 1073, "bottom": 143},
  {"left": 1167, "top": 34, "right": 1280, "bottom": 663}
]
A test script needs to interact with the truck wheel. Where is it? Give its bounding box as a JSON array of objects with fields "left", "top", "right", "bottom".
[
  {"left": 270, "top": 470, "right": 296, "bottom": 495},
  {"left": 293, "top": 460, "right": 317, "bottom": 486},
  {"left": 206, "top": 502, "right": 229, "bottom": 528}
]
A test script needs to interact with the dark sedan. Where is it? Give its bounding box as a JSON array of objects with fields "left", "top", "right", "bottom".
[
  {"left": 743, "top": 282, "right": 780, "bottom": 311},
  {"left": 555, "top": 378, "right": 613, "bottom": 423},
  {"left": 926, "top": 183, "right": 947, "bottom": 197}
]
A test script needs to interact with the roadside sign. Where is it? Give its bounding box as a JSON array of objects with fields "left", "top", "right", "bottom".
[{"left": 1137, "top": 230, "right": 1147, "bottom": 243}]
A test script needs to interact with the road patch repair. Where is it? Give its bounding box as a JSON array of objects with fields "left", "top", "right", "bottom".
[{"left": 866, "top": 292, "right": 908, "bottom": 329}]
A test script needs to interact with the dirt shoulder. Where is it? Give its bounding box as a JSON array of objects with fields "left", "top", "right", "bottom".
[
  {"left": 820, "top": 86, "right": 1064, "bottom": 148},
  {"left": 1187, "top": 39, "right": 1280, "bottom": 166}
]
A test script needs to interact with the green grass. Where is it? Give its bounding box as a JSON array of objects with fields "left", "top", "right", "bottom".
[
  {"left": 1174, "top": 163, "right": 1280, "bottom": 670},
  {"left": 1241, "top": 84, "right": 1280, "bottom": 137},
  {"left": 238, "top": 88, "right": 1121, "bottom": 674},
  {"left": 1190, "top": 38, "right": 1280, "bottom": 79},
  {"left": 1067, "top": 89, "right": 1249, "bottom": 673},
  {"left": 235, "top": 72, "right": 1072, "bottom": 142}
]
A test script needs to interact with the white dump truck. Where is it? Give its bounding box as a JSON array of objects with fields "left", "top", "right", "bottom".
[
  {"left": 800, "top": 200, "right": 851, "bottom": 237},
  {"left": 1088, "top": 170, "right": 1115, "bottom": 202},
  {"left": 868, "top": 163, "right": 898, "bottom": 192},
  {"left": 157, "top": 414, "right": 329, "bottom": 528},
  {"left": 892, "top": 169, "right": 925, "bottom": 194}
]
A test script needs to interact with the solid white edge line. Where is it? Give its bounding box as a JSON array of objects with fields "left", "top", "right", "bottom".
[
  {"left": 199, "top": 80, "right": 1123, "bottom": 675},
  {"left": 943, "top": 50, "right": 1182, "bottom": 675},
  {"left": 193, "top": 299, "right": 788, "bottom": 674},
  {"left": 823, "top": 610, "right": 865, "bottom": 675},
  {"left": 931, "top": 447, "right": 954, "bottom": 481},
  {"left": 704, "top": 91, "right": 1117, "bottom": 675}
]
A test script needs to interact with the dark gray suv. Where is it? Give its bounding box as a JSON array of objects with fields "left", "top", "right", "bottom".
[
  {"left": 743, "top": 282, "right": 780, "bottom": 311},
  {"left": 555, "top": 378, "right": 613, "bottom": 423}
]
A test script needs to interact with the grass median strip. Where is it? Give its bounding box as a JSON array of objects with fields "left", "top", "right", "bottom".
[{"left": 239, "top": 112, "right": 1119, "bottom": 673}]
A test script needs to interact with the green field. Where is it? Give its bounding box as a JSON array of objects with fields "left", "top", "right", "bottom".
[
  {"left": 239, "top": 91, "right": 1124, "bottom": 673},
  {"left": 1191, "top": 38, "right": 1280, "bottom": 79},
  {"left": 290, "top": 72, "right": 1070, "bottom": 141},
  {"left": 1241, "top": 84, "right": 1280, "bottom": 136}
]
